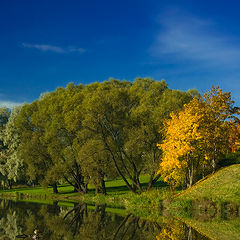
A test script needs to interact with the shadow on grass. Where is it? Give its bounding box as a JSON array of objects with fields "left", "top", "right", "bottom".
[
  {"left": 2, "top": 179, "right": 169, "bottom": 196},
  {"left": 102, "top": 180, "right": 168, "bottom": 195},
  {"left": 58, "top": 188, "right": 96, "bottom": 195}
]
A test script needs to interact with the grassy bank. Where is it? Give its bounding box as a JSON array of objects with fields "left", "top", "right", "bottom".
[
  {"left": 163, "top": 164, "right": 240, "bottom": 225},
  {"left": 175, "top": 164, "right": 240, "bottom": 203},
  {"left": 0, "top": 175, "right": 169, "bottom": 209},
  {"left": 1, "top": 164, "right": 240, "bottom": 212},
  {"left": 1, "top": 166, "right": 240, "bottom": 240}
]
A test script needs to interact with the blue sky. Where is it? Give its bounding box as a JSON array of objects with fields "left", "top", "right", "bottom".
[{"left": 1, "top": 0, "right": 240, "bottom": 107}]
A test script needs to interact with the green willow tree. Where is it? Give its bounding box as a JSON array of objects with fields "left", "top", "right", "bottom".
[
  {"left": 0, "top": 106, "right": 25, "bottom": 189},
  {"left": 16, "top": 84, "right": 89, "bottom": 193},
  {"left": 77, "top": 78, "right": 193, "bottom": 193},
  {"left": 128, "top": 79, "right": 193, "bottom": 190},
  {"left": 79, "top": 138, "right": 115, "bottom": 194},
  {"left": 36, "top": 84, "right": 89, "bottom": 193},
  {"left": 15, "top": 78, "right": 196, "bottom": 194},
  {"left": 16, "top": 101, "right": 60, "bottom": 192}
]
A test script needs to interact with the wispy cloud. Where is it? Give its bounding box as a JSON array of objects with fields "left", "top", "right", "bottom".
[
  {"left": 22, "top": 43, "right": 85, "bottom": 54},
  {"left": 0, "top": 100, "right": 23, "bottom": 109},
  {"left": 150, "top": 10, "right": 240, "bottom": 69}
]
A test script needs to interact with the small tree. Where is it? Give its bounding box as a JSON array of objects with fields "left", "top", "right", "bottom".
[{"left": 159, "top": 97, "right": 205, "bottom": 188}]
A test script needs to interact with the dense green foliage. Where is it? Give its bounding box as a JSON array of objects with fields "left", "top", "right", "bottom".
[
  {"left": 1, "top": 78, "right": 239, "bottom": 197},
  {"left": 2, "top": 78, "right": 193, "bottom": 193}
]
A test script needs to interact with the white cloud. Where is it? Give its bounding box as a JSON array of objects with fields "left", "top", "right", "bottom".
[
  {"left": 0, "top": 100, "right": 23, "bottom": 109},
  {"left": 150, "top": 10, "right": 240, "bottom": 69},
  {"left": 22, "top": 43, "right": 85, "bottom": 54}
]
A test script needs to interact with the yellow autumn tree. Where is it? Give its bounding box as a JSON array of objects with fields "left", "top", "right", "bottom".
[
  {"left": 156, "top": 219, "right": 188, "bottom": 240},
  {"left": 229, "top": 121, "right": 240, "bottom": 152},
  {"left": 202, "top": 86, "right": 240, "bottom": 171},
  {"left": 158, "top": 86, "right": 239, "bottom": 188},
  {"left": 158, "top": 97, "right": 206, "bottom": 188}
]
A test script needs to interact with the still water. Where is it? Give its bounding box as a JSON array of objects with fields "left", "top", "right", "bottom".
[{"left": 0, "top": 199, "right": 238, "bottom": 240}]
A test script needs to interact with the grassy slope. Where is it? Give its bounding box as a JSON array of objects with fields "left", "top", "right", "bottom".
[
  {"left": 168, "top": 165, "right": 240, "bottom": 240},
  {"left": 176, "top": 164, "right": 240, "bottom": 203}
]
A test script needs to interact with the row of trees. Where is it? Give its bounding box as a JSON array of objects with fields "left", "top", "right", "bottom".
[
  {"left": 0, "top": 78, "right": 196, "bottom": 193},
  {"left": 0, "top": 79, "right": 238, "bottom": 192},
  {"left": 158, "top": 86, "right": 240, "bottom": 188}
]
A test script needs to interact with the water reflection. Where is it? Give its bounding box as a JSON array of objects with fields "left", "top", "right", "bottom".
[
  {"left": 156, "top": 219, "right": 208, "bottom": 240},
  {"left": 158, "top": 200, "right": 240, "bottom": 240},
  {"left": 0, "top": 199, "right": 227, "bottom": 240},
  {"left": 0, "top": 200, "right": 162, "bottom": 239}
]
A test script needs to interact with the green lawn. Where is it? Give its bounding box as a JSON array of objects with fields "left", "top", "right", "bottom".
[
  {"left": 0, "top": 175, "right": 168, "bottom": 208},
  {"left": 2, "top": 165, "right": 239, "bottom": 210}
]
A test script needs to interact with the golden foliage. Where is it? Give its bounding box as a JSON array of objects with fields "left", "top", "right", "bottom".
[{"left": 158, "top": 86, "right": 239, "bottom": 188}]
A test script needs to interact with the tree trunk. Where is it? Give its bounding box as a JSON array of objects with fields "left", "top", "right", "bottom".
[
  {"left": 134, "top": 177, "right": 143, "bottom": 193},
  {"left": 170, "top": 184, "right": 175, "bottom": 193},
  {"left": 212, "top": 158, "right": 216, "bottom": 173},
  {"left": 52, "top": 183, "right": 58, "bottom": 194},
  {"left": 147, "top": 173, "right": 161, "bottom": 191},
  {"left": 188, "top": 164, "right": 193, "bottom": 188},
  {"left": 7, "top": 179, "right": 12, "bottom": 189},
  {"left": 64, "top": 173, "right": 88, "bottom": 194},
  {"left": 102, "top": 137, "right": 140, "bottom": 193},
  {"left": 95, "top": 186, "right": 99, "bottom": 194},
  {"left": 82, "top": 183, "right": 88, "bottom": 194},
  {"left": 106, "top": 145, "right": 137, "bottom": 193},
  {"left": 73, "top": 186, "right": 79, "bottom": 192},
  {"left": 187, "top": 157, "right": 194, "bottom": 188},
  {"left": 101, "top": 178, "right": 106, "bottom": 195},
  {"left": 187, "top": 227, "right": 193, "bottom": 240}
]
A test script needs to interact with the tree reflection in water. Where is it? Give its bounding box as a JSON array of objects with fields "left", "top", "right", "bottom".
[
  {"left": 0, "top": 200, "right": 161, "bottom": 239},
  {"left": 0, "top": 199, "right": 211, "bottom": 240},
  {"left": 156, "top": 219, "right": 209, "bottom": 240},
  {"left": 61, "top": 203, "right": 162, "bottom": 239}
]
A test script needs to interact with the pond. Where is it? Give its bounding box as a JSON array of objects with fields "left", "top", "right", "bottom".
[{"left": 0, "top": 199, "right": 239, "bottom": 239}]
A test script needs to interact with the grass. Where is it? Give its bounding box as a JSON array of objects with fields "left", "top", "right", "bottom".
[
  {"left": 162, "top": 164, "right": 240, "bottom": 240},
  {"left": 175, "top": 164, "right": 240, "bottom": 203},
  {"left": 1, "top": 167, "right": 240, "bottom": 240},
  {"left": 0, "top": 175, "right": 169, "bottom": 209},
  {"left": 1, "top": 165, "right": 240, "bottom": 213}
]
